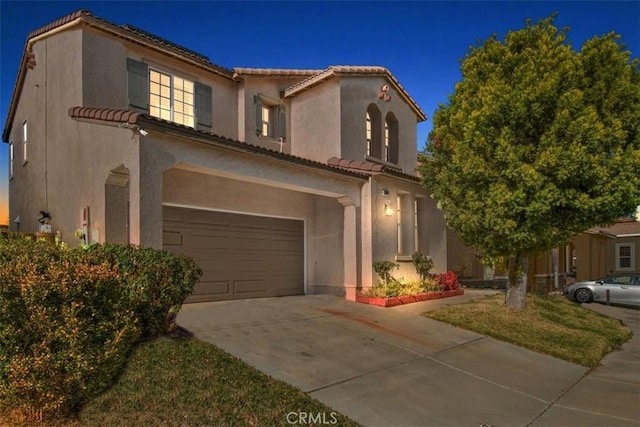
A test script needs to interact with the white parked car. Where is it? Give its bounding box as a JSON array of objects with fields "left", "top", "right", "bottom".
[{"left": 563, "top": 274, "right": 640, "bottom": 307}]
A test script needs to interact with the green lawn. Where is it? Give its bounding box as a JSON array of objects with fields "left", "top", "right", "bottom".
[
  {"left": 26, "top": 338, "right": 359, "bottom": 427},
  {"left": 425, "top": 293, "right": 632, "bottom": 368}
]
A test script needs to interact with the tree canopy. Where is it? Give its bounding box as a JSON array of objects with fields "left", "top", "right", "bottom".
[{"left": 419, "top": 14, "right": 640, "bottom": 308}]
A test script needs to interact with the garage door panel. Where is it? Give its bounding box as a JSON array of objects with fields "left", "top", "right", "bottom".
[
  {"left": 187, "top": 279, "right": 231, "bottom": 303},
  {"left": 163, "top": 206, "right": 304, "bottom": 302}
]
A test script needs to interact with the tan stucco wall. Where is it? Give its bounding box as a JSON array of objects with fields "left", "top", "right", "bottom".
[
  {"left": 289, "top": 79, "right": 341, "bottom": 161},
  {"left": 8, "top": 28, "right": 86, "bottom": 235},
  {"left": 82, "top": 29, "right": 128, "bottom": 109}
]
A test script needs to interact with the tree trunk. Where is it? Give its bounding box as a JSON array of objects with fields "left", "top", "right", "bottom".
[{"left": 505, "top": 255, "right": 528, "bottom": 310}]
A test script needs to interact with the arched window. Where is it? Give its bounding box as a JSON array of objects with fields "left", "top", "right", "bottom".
[
  {"left": 366, "top": 104, "right": 382, "bottom": 158},
  {"left": 385, "top": 113, "right": 399, "bottom": 163},
  {"left": 366, "top": 112, "right": 372, "bottom": 156}
]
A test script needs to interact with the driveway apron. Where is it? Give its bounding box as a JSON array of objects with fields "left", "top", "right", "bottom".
[{"left": 176, "top": 291, "right": 639, "bottom": 426}]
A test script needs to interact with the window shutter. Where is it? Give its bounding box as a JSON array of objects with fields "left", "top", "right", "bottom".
[
  {"left": 195, "top": 82, "right": 212, "bottom": 131},
  {"left": 277, "top": 105, "right": 286, "bottom": 141},
  {"left": 127, "top": 58, "right": 149, "bottom": 112},
  {"left": 254, "top": 95, "right": 263, "bottom": 136}
]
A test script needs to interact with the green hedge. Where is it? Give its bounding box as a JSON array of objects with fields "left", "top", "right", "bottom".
[
  {"left": 82, "top": 244, "right": 203, "bottom": 338},
  {"left": 0, "top": 234, "right": 202, "bottom": 421}
]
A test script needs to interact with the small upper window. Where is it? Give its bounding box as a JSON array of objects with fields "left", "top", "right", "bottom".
[
  {"left": 149, "top": 69, "right": 194, "bottom": 127},
  {"left": 366, "top": 112, "right": 372, "bottom": 156},
  {"left": 9, "top": 142, "right": 14, "bottom": 177},
  {"left": 384, "top": 121, "right": 390, "bottom": 161},
  {"left": 261, "top": 105, "right": 271, "bottom": 137},
  {"left": 22, "top": 121, "right": 28, "bottom": 164},
  {"left": 385, "top": 113, "right": 399, "bottom": 164},
  {"left": 366, "top": 104, "right": 381, "bottom": 158},
  {"left": 255, "top": 95, "right": 285, "bottom": 140}
]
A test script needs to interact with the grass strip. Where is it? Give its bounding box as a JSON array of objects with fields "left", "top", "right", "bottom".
[
  {"left": 51, "top": 338, "right": 359, "bottom": 426},
  {"left": 425, "top": 293, "right": 632, "bottom": 368}
]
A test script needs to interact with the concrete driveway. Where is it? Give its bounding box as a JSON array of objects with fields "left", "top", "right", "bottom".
[{"left": 176, "top": 290, "right": 640, "bottom": 426}]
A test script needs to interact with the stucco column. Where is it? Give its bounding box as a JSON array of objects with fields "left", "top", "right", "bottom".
[
  {"left": 339, "top": 198, "right": 358, "bottom": 300},
  {"left": 360, "top": 180, "right": 374, "bottom": 291}
]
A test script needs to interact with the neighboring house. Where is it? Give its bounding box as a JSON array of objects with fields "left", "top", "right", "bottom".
[
  {"left": 2, "top": 10, "right": 446, "bottom": 302},
  {"left": 449, "top": 217, "right": 640, "bottom": 289}
]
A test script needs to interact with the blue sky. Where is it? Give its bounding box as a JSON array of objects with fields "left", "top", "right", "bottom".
[{"left": 1, "top": 1, "right": 639, "bottom": 224}]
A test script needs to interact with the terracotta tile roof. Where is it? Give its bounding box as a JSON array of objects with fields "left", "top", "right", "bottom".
[
  {"left": 327, "top": 157, "right": 420, "bottom": 182},
  {"left": 68, "top": 107, "right": 369, "bottom": 181},
  {"left": 120, "top": 24, "right": 212, "bottom": 64},
  {"left": 233, "top": 68, "right": 324, "bottom": 79},
  {"left": 68, "top": 107, "right": 142, "bottom": 123},
  {"left": 284, "top": 66, "right": 427, "bottom": 122},
  {"left": 328, "top": 157, "right": 385, "bottom": 172},
  {"left": 27, "top": 9, "right": 90, "bottom": 39}
]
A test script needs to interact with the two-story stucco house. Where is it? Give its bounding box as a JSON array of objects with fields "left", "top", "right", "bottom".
[{"left": 2, "top": 10, "right": 446, "bottom": 302}]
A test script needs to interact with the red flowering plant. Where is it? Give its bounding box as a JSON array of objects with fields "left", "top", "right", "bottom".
[{"left": 435, "top": 271, "right": 460, "bottom": 291}]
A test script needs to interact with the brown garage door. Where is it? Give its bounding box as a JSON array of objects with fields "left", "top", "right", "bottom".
[{"left": 163, "top": 206, "right": 304, "bottom": 303}]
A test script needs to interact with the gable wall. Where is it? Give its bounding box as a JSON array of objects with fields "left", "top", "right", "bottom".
[
  {"left": 8, "top": 28, "right": 84, "bottom": 233},
  {"left": 339, "top": 76, "right": 419, "bottom": 173},
  {"left": 289, "top": 79, "right": 341, "bottom": 162}
]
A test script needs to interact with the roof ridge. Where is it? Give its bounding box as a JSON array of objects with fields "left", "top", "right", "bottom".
[
  {"left": 26, "top": 9, "right": 92, "bottom": 39},
  {"left": 120, "top": 23, "right": 211, "bottom": 63}
]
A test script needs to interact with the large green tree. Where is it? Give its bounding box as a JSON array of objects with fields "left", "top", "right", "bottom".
[{"left": 419, "top": 14, "right": 640, "bottom": 309}]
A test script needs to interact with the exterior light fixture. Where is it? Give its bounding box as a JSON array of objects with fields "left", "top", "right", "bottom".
[{"left": 384, "top": 200, "right": 393, "bottom": 217}]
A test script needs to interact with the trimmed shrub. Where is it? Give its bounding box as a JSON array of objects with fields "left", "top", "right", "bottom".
[
  {"left": 0, "top": 236, "right": 140, "bottom": 421},
  {"left": 82, "top": 244, "right": 203, "bottom": 339},
  {"left": 373, "top": 261, "right": 399, "bottom": 285},
  {"left": 0, "top": 235, "right": 202, "bottom": 422},
  {"left": 412, "top": 251, "right": 434, "bottom": 281}
]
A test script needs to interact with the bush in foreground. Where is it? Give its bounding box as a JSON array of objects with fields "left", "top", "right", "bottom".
[
  {"left": 83, "top": 244, "right": 202, "bottom": 338},
  {"left": 0, "top": 235, "right": 202, "bottom": 422}
]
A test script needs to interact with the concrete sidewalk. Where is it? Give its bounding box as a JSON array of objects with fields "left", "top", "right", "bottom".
[{"left": 176, "top": 290, "right": 640, "bottom": 426}]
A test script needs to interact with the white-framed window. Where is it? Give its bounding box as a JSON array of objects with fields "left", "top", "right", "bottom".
[
  {"left": 366, "top": 112, "right": 372, "bottom": 156},
  {"left": 616, "top": 243, "right": 635, "bottom": 271},
  {"left": 261, "top": 105, "right": 272, "bottom": 137},
  {"left": 255, "top": 95, "right": 285, "bottom": 141},
  {"left": 9, "top": 141, "right": 14, "bottom": 178},
  {"left": 149, "top": 69, "right": 194, "bottom": 127},
  {"left": 22, "top": 121, "right": 28, "bottom": 164}
]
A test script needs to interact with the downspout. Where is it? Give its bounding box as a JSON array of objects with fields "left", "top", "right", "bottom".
[{"left": 44, "top": 39, "right": 48, "bottom": 211}]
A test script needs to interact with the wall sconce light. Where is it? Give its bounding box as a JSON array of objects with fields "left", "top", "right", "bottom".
[{"left": 383, "top": 200, "right": 393, "bottom": 217}]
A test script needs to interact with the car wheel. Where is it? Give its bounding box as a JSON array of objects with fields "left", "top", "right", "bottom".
[{"left": 574, "top": 288, "right": 593, "bottom": 304}]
